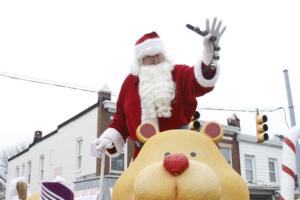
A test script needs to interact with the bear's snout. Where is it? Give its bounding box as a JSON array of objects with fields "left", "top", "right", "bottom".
[{"left": 163, "top": 153, "right": 189, "bottom": 176}]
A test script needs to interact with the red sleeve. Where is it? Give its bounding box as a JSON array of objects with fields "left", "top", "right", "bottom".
[
  {"left": 109, "top": 77, "right": 130, "bottom": 140},
  {"left": 175, "top": 65, "right": 214, "bottom": 98}
]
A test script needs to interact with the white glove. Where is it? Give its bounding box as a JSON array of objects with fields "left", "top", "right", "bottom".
[
  {"left": 202, "top": 18, "right": 226, "bottom": 65},
  {"left": 91, "top": 137, "right": 114, "bottom": 158}
]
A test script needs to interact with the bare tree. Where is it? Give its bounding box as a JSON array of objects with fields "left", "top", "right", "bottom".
[{"left": 0, "top": 143, "right": 28, "bottom": 200}]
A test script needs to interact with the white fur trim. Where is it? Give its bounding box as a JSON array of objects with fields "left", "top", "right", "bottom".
[
  {"left": 135, "top": 38, "right": 165, "bottom": 61},
  {"left": 100, "top": 128, "right": 125, "bottom": 157},
  {"left": 194, "top": 60, "right": 220, "bottom": 88},
  {"left": 130, "top": 60, "right": 139, "bottom": 76}
]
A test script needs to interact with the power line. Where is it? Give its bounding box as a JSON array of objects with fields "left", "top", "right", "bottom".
[
  {"left": 198, "top": 107, "right": 256, "bottom": 113},
  {"left": 0, "top": 71, "right": 297, "bottom": 127},
  {"left": 198, "top": 106, "right": 300, "bottom": 113},
  {"left": 0, "top": 72, "right": 99, "bottom": 93},
  {"left": 0, "top": 71, "right": 119, "bottom": 96},
  {"left": 280, "top": 107, "right": 292, "bottom": 129},
  {"left": 198, "top": 106, "right": 292, "bottom": 129}
]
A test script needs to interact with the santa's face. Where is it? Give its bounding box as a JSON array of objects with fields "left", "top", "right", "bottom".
[
  {"left": 137, "top": 56, "right": 175, "bottom": 126},
  {"left": 142, "top": 54, "right": 165, "bottom": 65}
]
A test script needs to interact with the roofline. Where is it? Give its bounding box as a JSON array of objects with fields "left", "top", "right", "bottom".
[
  {"left": 238, "top": 134, "right": 283, "bottom": 147},
  {"left": 28, "top": 130, "right": 58, "bottom": 148},
  {"left": 8, "top": 102, "right": 99, "bottom": 161},
  {"left": 7, "top": 148, "right": 29, "bottom": 161},
  {"left": 58, "top": 102, "right": 98, "bottom": 129}
]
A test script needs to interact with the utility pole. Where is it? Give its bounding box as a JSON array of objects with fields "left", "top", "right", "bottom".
[
  {"left": 283, "top": 69, "right": 296, "bottom": 126},
  {"left": 283, "top": 69, "right": 299, "bottom": 191}
]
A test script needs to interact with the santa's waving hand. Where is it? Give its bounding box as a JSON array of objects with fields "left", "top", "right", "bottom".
[{"left": 202, "top": 18, "right": 226, "bottom": 66}]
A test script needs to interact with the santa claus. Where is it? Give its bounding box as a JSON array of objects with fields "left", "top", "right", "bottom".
[{"left": 93, "top": 18, "right": 226, "bottom": 159}]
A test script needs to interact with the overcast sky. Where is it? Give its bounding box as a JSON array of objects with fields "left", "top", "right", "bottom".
[{"left": 0, "top": 0, "right": 299, "bottom": 150}]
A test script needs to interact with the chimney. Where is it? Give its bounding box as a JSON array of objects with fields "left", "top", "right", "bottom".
[
  {"left": 96, "top": 84, "right": 113, "bottom": 176},
  {"left": 33, "top": 130, "right": 43, "bottom": 143},
  {"left": 97, "top": 84, "right": 112, "bottom": 137},
  {"left": 227, "top": 113, "right": 240, "bottom": 128},
  {"left": 98, "top": 84, "right": 111, "bottom": 104}
]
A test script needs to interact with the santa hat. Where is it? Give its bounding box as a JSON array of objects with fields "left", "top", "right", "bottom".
[
  {"left": 135, "top": 31, "right": 166, "bottom": 61},
  {"left": 41, "top": 177, "right": 74, "bottom": 200}
]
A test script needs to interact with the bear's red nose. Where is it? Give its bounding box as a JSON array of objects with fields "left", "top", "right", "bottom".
[{"left": 163, "top": 154, "right": 189, "bottom": 176}]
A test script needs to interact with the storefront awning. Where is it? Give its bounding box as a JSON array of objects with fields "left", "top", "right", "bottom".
[{"left": 74, "top": 176, "right": 118, "bottom": 200}]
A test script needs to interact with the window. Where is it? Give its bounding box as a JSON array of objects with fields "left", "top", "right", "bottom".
[
  {"left": 245, "top": 155, "right": 256, "bottom": 183},
  {"left": 27, "top": 161, "right": 31, "bottom": 184},
  {"left": 77, "top": 138, "right": 83, "bottom": 169},
  {"left": 16, "top": 166, "right": 20, "bottom": 177},
  {"left": 40, "top": 155, "right": 45, "bottom": 181},
  {"left": 110, "top": 143, "right": 127, "bottom": 173},
  {"left": 111, "top": 154, "right": 125, "bottom": 172},
  {"left": 268, "top": 158, "right": 278, "bottom": 183},
  {"left": 220, "top": 145, "right": 232, "bottom": 166},
  {"left": 21, "top": 163, "right": 25, "bottom": 176}
]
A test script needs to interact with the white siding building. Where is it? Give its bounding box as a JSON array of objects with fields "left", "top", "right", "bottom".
[
  {"left": 6, "top": 89, "right": 128, "bottom": 200},
  {"left": 6, "top": 103, "right": 99, "bottom": 196},
  {"left": 238, "top": 134, "right": 283, "bottom": 199}
]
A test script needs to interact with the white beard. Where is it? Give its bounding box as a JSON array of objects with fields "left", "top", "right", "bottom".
[{"left": 137, "top": 61, "right": 175, "bottom": 127}]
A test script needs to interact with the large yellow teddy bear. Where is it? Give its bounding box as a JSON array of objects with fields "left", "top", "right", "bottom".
[{"left": 112, "top": 122, "right": 250, "bottom": 200}]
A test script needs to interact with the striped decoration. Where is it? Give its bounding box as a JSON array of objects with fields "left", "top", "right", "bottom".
[
  {"left": 41, "top": 182, "right": 74, "bottom": 200},
  {"left": 280, "top": 126, "right": 300, "bottom": 200}
]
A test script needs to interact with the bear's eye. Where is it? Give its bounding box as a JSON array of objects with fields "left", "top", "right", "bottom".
[
  {"left": 190, "top": 152, "right": 197, "bottom": 157},
  {"left": 164, "top": 152, "right": 171, "bottom": 157}
]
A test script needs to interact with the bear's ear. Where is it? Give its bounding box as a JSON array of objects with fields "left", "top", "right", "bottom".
[
  {"left": 200, "top": 122, "right": 224, "bottom": 144},
  {"left": 136, "top": 122, "right": 159, "bottom": 144}
]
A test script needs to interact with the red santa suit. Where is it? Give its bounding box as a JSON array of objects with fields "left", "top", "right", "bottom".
[{"left": 100, "top": 32, "right": 220, "bottom": 158}]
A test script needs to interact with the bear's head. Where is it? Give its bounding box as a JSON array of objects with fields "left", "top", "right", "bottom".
[{"left": 112, "top": 122, "right": 249, "bottom": 200}]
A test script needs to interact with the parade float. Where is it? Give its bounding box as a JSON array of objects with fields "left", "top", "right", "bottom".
[{"left": 111, "top": 122, "right": 250, "bottom": 200}]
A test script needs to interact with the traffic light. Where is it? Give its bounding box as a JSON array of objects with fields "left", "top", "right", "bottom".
[
  {"left": 189, "top": 111, "right": 201, "bottom": 131},
  {"left": 256, "top": 113, "right": 269, "bottom": 143}
]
